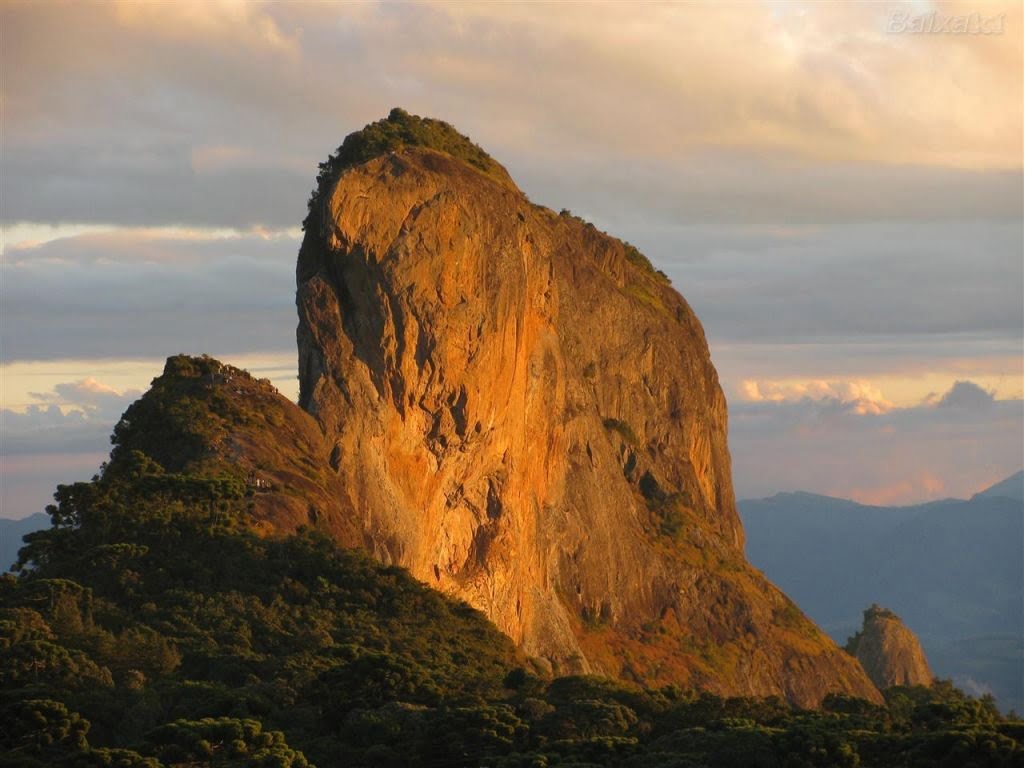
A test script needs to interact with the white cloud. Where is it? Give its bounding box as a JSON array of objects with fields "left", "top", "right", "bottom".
[
  {"left": 739, "top": 379, "right": 894, "bottom": 415},
  {"left": 28, "top": 377, "right": 141, "bottom": 414}
]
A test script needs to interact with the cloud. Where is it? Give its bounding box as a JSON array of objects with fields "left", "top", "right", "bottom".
[
  {"left": 1, "top": 375, "right": 141, "bottom": 456},
  {"left": 841, "top": 472, "right": 946, "bottom": 507},
  {"left": 740, "top": 379, "right": 894, "bottom": 415},
  {"left": 0, "top": 1, "right": 1022, "bottom": 230},
  {"left": 29, "top": 376, "right": 141, "bottom": 414},
  {"left": 937, "top": 379, "right": 997, "bottom": 410},
  {"left": 729, "top": 379, "right": 1022, "bottom": 504},
  {"left": 0, "top": 228, "right": 299, "bottom": 361},
  {"left": 0, "top": 2, "right": 1021, "bottom": 513},
  {"left": 648, "top": 219, "right": 1022, "bottom": 344},
  {"left": 0, "top": 375, "right": 138, "bottom": 516},
  {"left": 1, "top": 406, "right": 104, "bottom": 455}
]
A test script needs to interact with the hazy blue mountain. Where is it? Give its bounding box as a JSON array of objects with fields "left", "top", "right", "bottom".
[
  {"left": 740, "top": 472, "right": 1023, "bottom": 713},
  {"left": 0, "top": 512, "right": 49, "bottom": 571},
  {"left": 972, "top": 471, "right": 1023, "bottom": 502}
]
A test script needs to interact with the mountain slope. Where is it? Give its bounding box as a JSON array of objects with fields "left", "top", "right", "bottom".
[
  {"left": 739, "top": 488, "right": 1021, "bottom": 639},
  {"left": 5, "top": 445, "right": 524, "bottom": 767},
  {"left": 972, "top": 470, "right": 1023, "bottom": 502},
  {"left": 293, "top": 109, "right": 879, "bottom": 705},
  {"left": 107, "top": 354, "right": 364, "bottom": 545},
  {"left": 5, "top": 462, "right": 1018, "bottom": 766}
]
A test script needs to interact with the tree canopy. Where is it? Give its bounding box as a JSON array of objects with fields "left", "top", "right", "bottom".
[{"left": 1, "top": 416, "right": 1022, "bottom": 766}]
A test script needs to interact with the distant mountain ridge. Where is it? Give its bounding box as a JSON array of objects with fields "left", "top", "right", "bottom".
[
  {"left": 0, "top": 512, "right": 49, "bottom": 571},
  {"left": 740, "top": 472, "right": 1023, "bottom": 713},
  {"left": 972, "top": 471, "right": 1023, "bottom": 502}
]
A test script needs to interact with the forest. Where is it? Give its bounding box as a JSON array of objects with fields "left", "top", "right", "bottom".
[{"left": 1, "top": 441, "right": 1022, "bottom": 767}]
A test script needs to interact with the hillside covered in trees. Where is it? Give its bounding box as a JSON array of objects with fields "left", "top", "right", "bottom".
[{"left": 1, "top": 368, "right": 1022, "bottom": 767}]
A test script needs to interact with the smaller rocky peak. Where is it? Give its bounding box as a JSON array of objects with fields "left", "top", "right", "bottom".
[
  {"left": 105, "top": 355, "right": 362, "bottom": 545},
  {"left": 844, "top": 604, "right": 934, "bottom": 689}
]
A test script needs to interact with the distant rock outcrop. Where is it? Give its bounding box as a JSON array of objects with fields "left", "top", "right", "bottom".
[
  {"left": 739, "top": 486, "right": 1021, "bottom": 711},
  {"left": 845, "top": 605, "right": 934, "bottom": 689}
]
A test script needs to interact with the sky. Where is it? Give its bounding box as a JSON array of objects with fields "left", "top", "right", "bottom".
[{"left": 0, "top": 0, "right": 1023, "bottom": 518}]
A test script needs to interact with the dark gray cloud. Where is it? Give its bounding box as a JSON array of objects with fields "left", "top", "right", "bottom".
[
  {"left": 1, "top": 231, "right": 299, "bottom": 361},
  {"left": 631, "top": 218, "right": 1023, "bottom": 343},
  {"left": 3, "top": 143, "right": 312, "bottom": 229},
  {"left": 0, "top": 217, "right": 1020, "bottom": 370},
  {"left": 937, "top": 380, "right": 999, "bottom": 410},
  {"left": 515, "top": 159, "right": 1022, "bottom": 233}
]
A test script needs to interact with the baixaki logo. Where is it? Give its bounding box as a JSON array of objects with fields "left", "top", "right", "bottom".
[{"left": 887, "top": 10, "right": 1005, "bottom": 35}]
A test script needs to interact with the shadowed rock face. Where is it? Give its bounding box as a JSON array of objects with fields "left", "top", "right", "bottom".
[
  {"left": 846, "top": 605, "right": 934, "bottom": 689},
  {"left": 293, "top": 113, "right": 881, "bottom": 706}
]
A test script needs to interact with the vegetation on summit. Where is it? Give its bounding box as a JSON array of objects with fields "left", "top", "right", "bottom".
[
  {"left": 302, "top": 109, "right": 668, "bottom": 284},
  {"left": 304, "top": 107, "right": 514, "bottom": 230}
]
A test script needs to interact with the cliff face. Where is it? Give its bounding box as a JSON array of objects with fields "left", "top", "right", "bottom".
[
  {"left": 846, "top": 605, "right": 934, "bottom": 689},
  {"left": 293, "top": 111, "right": 881, "bottom": 706}
]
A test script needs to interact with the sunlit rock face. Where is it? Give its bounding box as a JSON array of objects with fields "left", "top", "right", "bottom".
[
  {"left": 295, "top": 116, "right": 881, "bottom": 706},
  {"left": 847, "top": 606, "right": 935, "bottom": 689}
]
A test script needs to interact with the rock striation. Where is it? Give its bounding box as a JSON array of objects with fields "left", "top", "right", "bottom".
[
  {"left": 845, "top": 605, "right": 935, "bottom": 689},
  {"left": 292, "top": 109, "right": 881, "bottom": 706}
]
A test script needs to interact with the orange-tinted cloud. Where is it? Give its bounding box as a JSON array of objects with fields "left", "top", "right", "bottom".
[
  {"left": 730, "top": 379, "right": 1022, "bottom": 504},
  {"left": 837, "top": 472, "right": 947, "bottom": 506},
  {"left": 740, "top": 378, "right": 894, "bottom": 414}
]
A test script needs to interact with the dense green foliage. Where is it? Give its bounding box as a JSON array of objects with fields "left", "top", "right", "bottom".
[
  {"left": 3, "top": 452, "right": 519, "bottom": 767},
  {"left": 109, "top": 354, "right": 271, "bottom": 475},
  {"left": 2, "top": 434, "right": 1022, "bottom": 765},
  {"left": 303, "top": 108, "right": 512, "bottom": 229}
]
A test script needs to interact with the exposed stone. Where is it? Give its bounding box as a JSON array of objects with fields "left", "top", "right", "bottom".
[
  {"left": 293, "top": 116, "right": 882, "bottom": 706},
  {"left": 845, "top": 605, "right": 935, "bottom": 689}
]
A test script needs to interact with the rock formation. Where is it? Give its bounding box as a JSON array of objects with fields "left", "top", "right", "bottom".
[
  {"left": 291, "top": 109, "right": 881, "bottom": 706},
  {"left": 845, "top": 605, "right": 934, "bottom": 689}
]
